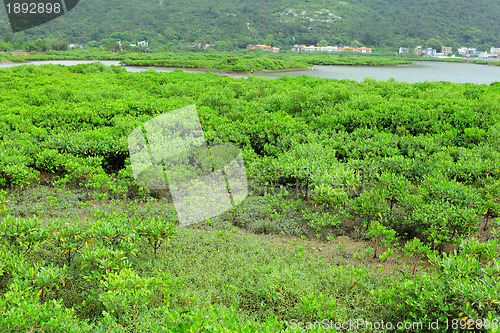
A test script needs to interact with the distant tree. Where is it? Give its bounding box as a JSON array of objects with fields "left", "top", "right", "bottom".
[
  {"left": 361, "top": 31, "right": 383, "bottom": 47},
  {"left": 22, "top": 42, "right": 38, "bottom": 52},
  {"left": 462, "top": 28, "right": 480, "bottom": 45},
  {"left": 47, "top": 38, "right": 68, "bottom": 51},
  {"left": 264, "top": 34, "right": 275, "bottom": 46},
  {"left": 162, "top": 42, "right": 175, "bottom": 51},
  {"left": 0, "top": 42, "right": 12, "bottom": 52},
  {"left": 35, "top": 38, "right": 48, "bottom": 52},
  {"left": 87, "top": 40, "right": 99, "bottom": 48},
  {"left": 216, "top": 40, "right": 230, "bottom": 51},
  {"left": 3, "top": 32, "right": 12, "bottom": 43},
  {"left": 425, "top": 38, "right": 442, "bottom": 50},
  {"left": 110, "top": 32, "right": 130, "bottom": 40},
  {"left": 155, "top": 33, "right": 167, "bottom": 45},
  {"left": 351, "top": 40, "right": 361, "bottom": 47},
  {"left": 318, "top": 39, "right": 328, "bottom": 47},
  {"left": 101, "top": 42, "right": 121, "bottom": 53}
]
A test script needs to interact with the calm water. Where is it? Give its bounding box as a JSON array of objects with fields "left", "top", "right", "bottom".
[
  {"left": 2, "top": 59, "right": 500, "bottom": 84},
  {"left": 254, "top": 61, "right": 500, "bottom": 84}
]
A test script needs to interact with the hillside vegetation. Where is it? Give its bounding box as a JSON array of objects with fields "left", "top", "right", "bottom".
[{"left": 0, "top": 0, "right": 499, "bottom": 50}]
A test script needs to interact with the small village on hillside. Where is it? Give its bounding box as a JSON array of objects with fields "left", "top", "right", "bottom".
[
  {"left": 245, "top": 43, "right": 500, "bottom": 58},
  {"left": 247, "top": 44, "right": 373, "bottom": 53},
  {"left": 242, "top": 44, "right": 500, "bottom": 58},
  {"left": 245, "top": 43, "right": 500, "bottom": 59},
  {"left": 400, "top": 46, "right": 500, "bottom": 58}
]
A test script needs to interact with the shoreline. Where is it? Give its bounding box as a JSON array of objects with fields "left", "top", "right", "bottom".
[
  {"left": 119, "top": 62, "right": 414, "bottom": 75},
  {"left": 403, "top": 57, "right": 500, "bottom": 65},
  {"left": 0, "top": 57, "right": 313, "bottom": 74},
  {"left": 126, "top": 65, "right": 313, "bottom": 75},
  {"left": 1, "top": 56, "right": 414, "bottom": 72}
]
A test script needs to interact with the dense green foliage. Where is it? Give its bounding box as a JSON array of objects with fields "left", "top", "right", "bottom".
[
  {"left": 1, "top": 64, "right": 500, "bottom": 331},
  {"left": 118, "top": 52, "right": 412, "bottom": 71},
  {"left": 0, "top": 0, "right": 499, "bottom": 51}
]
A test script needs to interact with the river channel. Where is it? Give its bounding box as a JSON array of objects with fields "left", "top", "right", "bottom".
[{"left": 1, "top": 59, "right": 499, "bottom": 84}]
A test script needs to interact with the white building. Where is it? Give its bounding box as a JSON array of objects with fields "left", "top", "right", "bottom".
[
  {"left": 490, "top": 47, "right": 500, "bottom": 56},
  {"left": 399, "top": 47, "right": 409, "bottom": 54},
  {"left": 297, "top": 45, "right": 339, "bottom": 52},
  {"left": 303, "top": 45, "right": 321, "bottom": 52},
  {"left": 319, "top": 46, "right": 338, "bottom": 52},
  {"left": 137, "top": 40, "right": 148, "bottom": 47},
  {"left": 294, "top": 45, "right": 370, "bottom": 53},
  {"left": 338, "top": 47, "right": 372, "bottom": 53},
  {"left": 421, "top": 48, "right": 436, "bottom": 56},
  {"left": 457, "top": 47, "right": 468, "bottom": 56},
  {"left": 458, "top": 47, "right": 478, "bottom": 56}
]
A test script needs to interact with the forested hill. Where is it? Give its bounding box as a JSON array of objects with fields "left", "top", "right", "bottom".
[{"left": 0, "top": 0, "right": 498, "bottom": 50}]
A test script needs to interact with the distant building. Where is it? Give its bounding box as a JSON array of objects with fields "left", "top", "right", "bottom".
[
  {"left": 490, "top": 46, "right": 500, "bottom": 56},
  {"left": 68, "top": 44, "right": 82, "bottom": 49},
  {"left": 137, "top": 40, "right": 148, "bottom": 47},
  {"left": 319, "top": 46, "right": 338, "bottom": 52},
  {"left": 421, "top": 48, "right": 436, "bottom": 56},
  {"left": 188, "top": 43, "right": 214, "bottom": 49},
  {"left": 300, "top": 45, "right": 320, "bottom": 52},
  {"left": 413, "top": 47, "right": 422, "bottom": 56},
  {"left": 247, "top": 44, "right": 279, "bottom": 52},
  {"left": 294, "top": 45, "right": 370, "bottom": 53},
  {"left": 399, "top": 47, "right": 409, "bottom": 54},
  {"left": 337, "top": 46, "right": 372, "bottom": 53},
  {"left": 458, "top": 47, "right": 479, "bottom": 56},
  {"left": 457, "top": 47, "right": 468, "bottom": 56},
  {"left": 199, "top": 43, "right": 214, "bottom": 49},
  {"left": 298, "top": 45, "right": 339, "bottom": 52},
  {"left": 441, "top": 46, "right": 452, "bottom": 55}
]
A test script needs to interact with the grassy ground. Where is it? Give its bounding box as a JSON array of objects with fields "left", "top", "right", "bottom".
[{"left": 1, "top": 185, "right": 401, "bottom": 332}]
